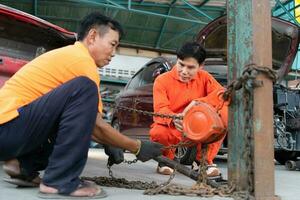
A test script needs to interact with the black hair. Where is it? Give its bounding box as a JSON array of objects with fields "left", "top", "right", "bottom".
[
  {"left": 176, "top": 42, "right": 206, "bottom": 64},
  {"left": 77, "top": 12, "right": 124, "bottom": 41}
]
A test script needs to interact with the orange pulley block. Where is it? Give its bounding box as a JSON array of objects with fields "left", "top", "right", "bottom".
[{"left": 182, "top": 89, "right": 229, "bottom": 144}]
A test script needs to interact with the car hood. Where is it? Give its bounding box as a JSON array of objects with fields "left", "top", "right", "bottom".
[
  {"left": 0, "top": 4, "right": 76, "bottom": 75},
  {"left": 196, "top": 15, "right": 300, "bottom": 81}
]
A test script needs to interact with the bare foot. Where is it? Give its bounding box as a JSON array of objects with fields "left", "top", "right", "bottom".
[
  {"left": 40, "top": 182, "right": 102, "bottom": 197},
  {"left": 3, "top": 159, "right": 20, "bottom": 176},
  {"left": 3, "top": 159, "right": 41, "bottom": 184}
]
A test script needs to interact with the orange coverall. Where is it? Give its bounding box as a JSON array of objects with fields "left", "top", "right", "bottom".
[{"left": 149, "top": 66, "right": 226, "bottom": 164}]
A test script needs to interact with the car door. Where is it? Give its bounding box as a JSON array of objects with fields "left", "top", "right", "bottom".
[
  {"left": 114, "top": 68, "right": 145, "bottom": 135},
  {"left": 133, "top": 62, "right": 171, "bottom": 140}
]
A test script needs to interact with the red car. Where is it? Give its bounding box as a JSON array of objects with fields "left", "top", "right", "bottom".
[
  {"left": 111, "top": 16, "right": 300, "bottom": 165},
  {"left": 0, "top": 4, "right": 76, "bottom": 87}
]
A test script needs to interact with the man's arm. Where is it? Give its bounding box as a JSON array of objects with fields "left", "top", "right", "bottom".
[
  {"left": 92, "top": 113, "right": 140, "bottom": 154},
  {"left": 153, "top": 77, "right": 176, "bottom": 126},
  {"left": 92, "top": 113, "right": 163, "bottom": 163}
]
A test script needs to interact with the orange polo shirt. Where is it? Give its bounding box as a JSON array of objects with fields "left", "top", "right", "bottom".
[
  {"left": 153, "top": 66, "right": 223, "bottom": 125},
  {"left": 0, "top": 42, "right": 102, "bottom": 124}
]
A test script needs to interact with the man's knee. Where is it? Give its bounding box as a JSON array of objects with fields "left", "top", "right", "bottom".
[
  {"left": 150, "top": 125, "right": 170, "bottom": 142},
  {"left": 71, "top": 76, "right": 98, "bottom": 94}
]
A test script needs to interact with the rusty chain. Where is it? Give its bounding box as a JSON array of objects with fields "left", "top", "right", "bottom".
[
  {"left": 222, "top": 64, "right": 277, "bottom": 101},
  {"left": 221, "top": 64, "right": 277, "bottom": 200},
  {"left": 112, "top": 104, "right": 183, "bottom": 120},
  {"left": 85, "top": 64, "right": 277, "bottom": 199}
]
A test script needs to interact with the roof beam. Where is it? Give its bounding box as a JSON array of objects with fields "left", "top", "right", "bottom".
[
  {"left": 273, "top": 0, "right": 300, "bottom": 25},
  {"left": 273, "top": 3, "right": 300, "bottom": 19},
  {"left": 161, "top": 25, "right": 199, "bottom": 47},
  {"left": 181, "top": 0, "right": 213, "bottom": 21},
  {"left": 199, "top": 0, "right": 210, "bottom": 7},
  {"left": 105, "top": 0, "right": 125, "bottom": 8},
  {"left": 33, "top": 0, "right": 38, "bottom": 15},
  {"left": 155, "top": 0, "right": 176, "bottom": 48},
  {"left": 272, "top": 0, "right": 293, "bottom": 12},
  {"left": 70, "top": 0, "right": 209, "bottom": 24}
]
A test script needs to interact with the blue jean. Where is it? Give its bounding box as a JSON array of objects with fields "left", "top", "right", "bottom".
[{"left": 0, "top": 76, "right": 98, "bottom": 194}]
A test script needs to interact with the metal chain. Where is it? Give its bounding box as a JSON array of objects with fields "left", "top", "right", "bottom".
[
  {"left": 94, "top": 64, "right": 277, "bottom": 199},
  {"left": 222, "top": 64, "right": 277, "bottom": 101},
  {"left": 221, "top": 64, "right": 276, "bottom": 200},
  {"left": 198, "top": 144, "right": 208, "bottom": 184},
  {"left": 144, "top": 145, "right": 234, "bottom": 197},
  {"left": 123, "top": 158, "right": 138, "bottom": 165},
  {"left": 81, "top": 175, "right": 159, "bottom": 190},
  {"left": 162, "top": 140, "right": 194, "bottom": 150},
  {"left": 110, "top": 104, "right": 183, "bottom": 120}
]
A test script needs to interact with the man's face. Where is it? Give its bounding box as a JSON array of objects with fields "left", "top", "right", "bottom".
[
  {"left": 88, "top": 28, "right": 120, "bottom": 68},
  {"left": 176, "top": 57, "right": 202, "bottom": 83}
]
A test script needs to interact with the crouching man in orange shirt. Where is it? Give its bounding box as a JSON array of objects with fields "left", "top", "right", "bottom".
[
  {"left": 150, "top": 42, "right": 226, "bottom": 176},
  {"left": 0, "top": 12, "right": 162, "bottom": 198}
]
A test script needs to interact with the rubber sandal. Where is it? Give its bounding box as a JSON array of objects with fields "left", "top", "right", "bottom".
[
  {"left": 3, "top": 177, "right": 39, "bottom": 187},
  {"left": 37, "top": 182, "right": 107, "bottom": 199},
  {"left": 3, "top": 161, "right": 40, "bottom": 187}
]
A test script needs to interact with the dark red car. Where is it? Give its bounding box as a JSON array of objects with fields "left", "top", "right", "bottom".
[
  {"left": 0, "top": 4, "right": 76, "bottom": 87},
  {"left": 111, "top": 16, "right": 300, "bottom": 165}
]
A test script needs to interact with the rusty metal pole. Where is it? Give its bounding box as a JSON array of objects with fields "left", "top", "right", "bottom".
[{"left": 227, "top": 0, "right": 275, "bottom": 199}]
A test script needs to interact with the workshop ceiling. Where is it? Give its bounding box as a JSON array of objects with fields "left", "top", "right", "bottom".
[{"left": 0, "top": 0, "right": 296, "bottom": 53}]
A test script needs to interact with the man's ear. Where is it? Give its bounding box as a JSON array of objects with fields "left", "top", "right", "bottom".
[
  {"left": 86, "top": 28, "right": 98, "bottom": 45},
  {"left": 199, "top": 63, "right": 204, "bottom": 70}
]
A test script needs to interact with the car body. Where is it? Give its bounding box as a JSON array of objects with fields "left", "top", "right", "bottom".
[
  {"left": 112, "top": 16, "right": 300, "bottom": 164},
  {"left": 0, "top": 4, "right": 76, "bottom": 87}
]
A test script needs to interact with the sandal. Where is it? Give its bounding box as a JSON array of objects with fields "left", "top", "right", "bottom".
[
  {"left": 38, "top": 181, "right": 107, "bottom": 199},
  {"left": 3, "top": 160, "right": 40, "bottom": 187}
]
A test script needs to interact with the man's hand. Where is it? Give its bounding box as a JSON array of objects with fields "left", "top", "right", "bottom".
[
  {"left": 172, "top": 100, "right": 199, "bottom": 133},
  {"left": 182, "top": 100, "right": 199, "bottom": 115},
  {"left": 103, "top": 144, "right": 124, "bottom": 166},
  {"left": 173, "top": 113, "right": 183, "bottom": 132},
  {"left": 173, "top": 119, "right": 183, "bottom": 132},
  {"left": 136, "top": 140, "right": 163, "bottom": 162}
]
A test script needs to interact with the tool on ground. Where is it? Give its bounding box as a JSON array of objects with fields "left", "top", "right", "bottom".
[{"left": 154, "top": 155, "right": 226, "bottom": 188}]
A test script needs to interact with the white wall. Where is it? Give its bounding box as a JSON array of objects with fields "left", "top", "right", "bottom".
[{"left": 98, "top": 54, "right": 152, "bottom": 79}]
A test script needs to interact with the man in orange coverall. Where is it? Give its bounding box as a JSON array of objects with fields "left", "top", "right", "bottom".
[{"left": 150, "top": 41, "right": 226, "bottom": 176}]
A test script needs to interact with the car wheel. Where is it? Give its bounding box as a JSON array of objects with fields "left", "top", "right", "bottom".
[
  {"left": 111, "top": 119, "right": 120, "bottom": 131},
  {"left": 176, "top": 146, "right": 197, "bottom": 165},
  {"left": 274, "top": 150, "right": 298, "bottom": 165}
]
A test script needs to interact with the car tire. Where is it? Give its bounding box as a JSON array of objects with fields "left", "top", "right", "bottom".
[
  {"left": 274, "top": 150, "right": 298, "bottom": 165},
  {"left": 176, "top": 146, "right": 197, "bottom": 165}
]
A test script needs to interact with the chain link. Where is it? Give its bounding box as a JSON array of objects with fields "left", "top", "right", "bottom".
[
  {"left": 94, "top": 64, "right": 277, "bottom": 199},
  {"left": 123, "top": 158, "right": 138, "bottom": 165},
  {"left": 222, "top": 64, "right": 277, "bottom": 101},
  {"left": 111, "top": 104, "right": 183, "bottom": 120}
]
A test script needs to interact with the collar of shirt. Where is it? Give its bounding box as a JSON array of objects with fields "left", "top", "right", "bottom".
[{"left": 74, "top": 41, "right": 96, "bottom": 66}]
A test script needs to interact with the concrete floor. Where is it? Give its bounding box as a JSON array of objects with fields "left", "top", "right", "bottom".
[{"left": 0, "top": 149, "right": 299, "bottom": 200}]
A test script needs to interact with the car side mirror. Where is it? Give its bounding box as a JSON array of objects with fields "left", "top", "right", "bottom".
[{"left": 152, "top": 67, "right": 166, "bottom": 80}]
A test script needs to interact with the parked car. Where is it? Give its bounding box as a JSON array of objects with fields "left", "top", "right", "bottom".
[
  {"left": 0, "top": 4, "right": 76, "bottom": 87},
  {"left": 111, "top": 16, "right": 300, "bottom": 165}
]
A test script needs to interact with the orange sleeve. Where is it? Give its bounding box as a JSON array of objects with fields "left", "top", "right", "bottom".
[
  {"left": 194, "top": 72, "right": 229, "bottom": 128},
  {"left": 203, "top": 71, "right": 223, "bottom": 95},
  {"left": 195, "top": 72, "right": 225, "bottom": 107},
  {"left": 153, "top": 77, "right": 175, "bottom": 126}
]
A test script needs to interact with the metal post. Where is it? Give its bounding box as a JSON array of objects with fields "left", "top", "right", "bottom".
[
  {"left": 33, "top": 0, "right": 38, "bottom": 16},
  {"left": 227, "top": 0, "right": 275, "bottom": 199}
]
